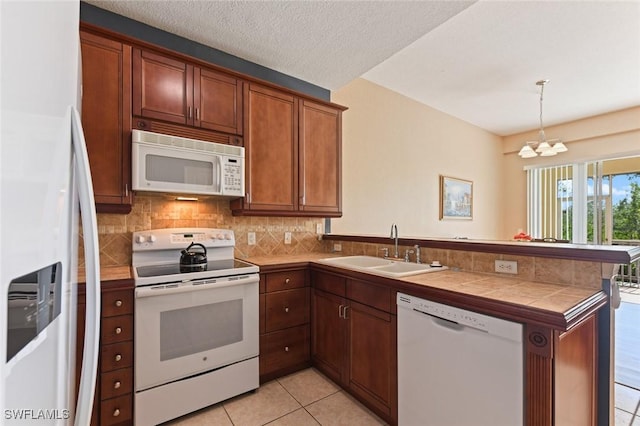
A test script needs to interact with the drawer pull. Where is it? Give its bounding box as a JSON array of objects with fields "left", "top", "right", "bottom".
[
  {"left": 115, "top": 327, "right": 122, "bottom": 335},
  {"left": 284, "top": 346, "right": 289, "bottom": 352},
  {"left": 113, "top": 381, "right": 121, "bottom": 389},
  {"left": 115, "top": 300, "right": 123, "bottom": 307},
  {"left": 285, "top": 278, "right": 290, "bottom": 284},
  {"left": 284, "top": 307, "right": 289, "bottom": 313},
  {"left": 113, "top": 409, "right": 120, "bottom": 417},
  {"left": 114, "top": 354, "right": 122, "bottom": 362}
]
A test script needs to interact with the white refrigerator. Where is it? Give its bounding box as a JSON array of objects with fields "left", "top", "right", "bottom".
[{"left": 1, "top": 1, "right": 101, "bottom": 425}]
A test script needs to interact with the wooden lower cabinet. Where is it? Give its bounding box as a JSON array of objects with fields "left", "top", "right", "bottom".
[
  {"left": 77, "top": 280, "right": 134, "bottom": 425},
  {"left": 259, "top": 268, "right": 311, "bottom": 382},
  {"left": 311, "top": 270, "right": 397, "bottom": 425}
]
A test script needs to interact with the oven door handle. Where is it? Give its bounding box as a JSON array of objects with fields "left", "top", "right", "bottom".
[{"left": 135, "top": 275, "right": 259, "bottom": 298}]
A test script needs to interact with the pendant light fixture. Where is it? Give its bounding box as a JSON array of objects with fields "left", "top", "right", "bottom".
[{"left": 518, "top": 79, "right": 568, "bottom": 158}]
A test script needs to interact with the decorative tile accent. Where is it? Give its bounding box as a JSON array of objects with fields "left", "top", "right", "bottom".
[
  {"left": 94, "top": 194, "right": 325, "bottom": 267},
  {"left": 534, "top": 257, "right": 573, "bottom": 285}
]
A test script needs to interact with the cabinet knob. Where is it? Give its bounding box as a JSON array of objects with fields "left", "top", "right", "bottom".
[
  {"left": 115, "top": 300, "right": 123, "bottom": 307},
  {"left": 114, "top": 381, "right": 121, "bottom": 389},
  {"left": 284, "top": 307, "right": 289, "bottom": 313},
  {"left": 114, "top": 354, "right": 122, "bottom": 362},
  {"left": 284, "top": 346, "right": 289, "bottom": 352},
  {"left": 285, "top": 278, "right": 290, "bottom": 284},
  {"left": 113, "top": 409, "right": 120, "bottom": 417},
  {"left": 115, "top": 327, "right": 122, "bottom": 335}
]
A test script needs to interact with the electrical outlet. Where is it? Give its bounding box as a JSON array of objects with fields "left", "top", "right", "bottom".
[
  {"left": 247, "top": 232, "right": 256, "bottom": 246},
  {"left": 316, "top": 223, "right": 323, "bottom": 234},
  {"left": 284, "top": 232, "right": 292, "bottom": 245},
  {"left": 333, "top": 243, "right": 342, "bottom": 252},
  {"left": 495, "top": 260, "right": 518, "bottom": 274}
]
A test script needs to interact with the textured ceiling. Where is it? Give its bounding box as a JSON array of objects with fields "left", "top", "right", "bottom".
[
  {"left": 83, "top": 0, "right": 474, "bottom": 90},
  {"left": 83, "top": 0, "right": 640, "bottom": 136}
]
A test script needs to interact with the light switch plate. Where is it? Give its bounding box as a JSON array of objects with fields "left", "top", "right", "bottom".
[
  {"left": 316, "top": 223, "right": 323, "bottom": 234},
  {"left": 247, "top": 232, "right": 256, "bottom": 246},
  {"left": 284, "top": 232, "right": 292, "bottom": 244}
]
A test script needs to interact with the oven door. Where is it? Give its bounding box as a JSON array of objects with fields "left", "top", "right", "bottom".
[{"left": 134, "top": 274, "right": 259, "bottom": 391}]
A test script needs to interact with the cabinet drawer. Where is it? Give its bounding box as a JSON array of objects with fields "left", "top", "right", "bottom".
[
  {"left": 261, "top": 324, "right": 310, "bottom": 374},
  {"left": 311, "top": 270, "right": 346, "bottom": 297},
  {"left": 102, "top": 289, "right": 133, "bottom": 317},
  {"left": 347, "top": 279, "right": 391, "bottom": 313},
  {"left": 101, "top": 315, "right": 133, "bottom": 344},
  {"left": 265, "top": 288, "right": 309, "bottom": 332},
  {"left": 100, "top": 394, "right": 132, "bottom": 426},
  {"left": 265, "top": 270, "right": 306, "bottom": 292},
  {"left": 100, "top": 367, "right": 133, "bottom": 400},
  {"left": 101, "top": 341, "right": 133, "bottom": 372}
]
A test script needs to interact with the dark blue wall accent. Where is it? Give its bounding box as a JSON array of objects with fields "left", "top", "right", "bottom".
[{"left": 80, "top": 2, "right": 330, "bottom": 101}]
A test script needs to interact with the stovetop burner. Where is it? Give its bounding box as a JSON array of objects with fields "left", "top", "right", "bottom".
[
  {"left": 136, "top": 259, "right": 253, "bottom": 278},
  {"left": 132, "top": 228, "right": 259, "bottom": 287}
]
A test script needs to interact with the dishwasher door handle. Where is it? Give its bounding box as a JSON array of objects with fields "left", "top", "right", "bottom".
[{"left": 414, "top": 308, "right": 465, "bottom": 332}]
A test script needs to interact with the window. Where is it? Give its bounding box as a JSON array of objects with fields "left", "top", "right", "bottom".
[{"left": 527, "top": 157, "right": 640, "bottom": 244}]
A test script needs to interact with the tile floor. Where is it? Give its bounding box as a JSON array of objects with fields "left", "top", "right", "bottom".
[
  {"left": 615, "top": 383, "right": 640, "bottom": 425},
  {"left": 164, "top": 368, "right": 387, "bottom": 426}
]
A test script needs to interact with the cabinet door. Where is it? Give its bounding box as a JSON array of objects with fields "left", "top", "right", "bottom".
[
  {"left": 311, "top": 289, "right": 347, "bottom": 385},
  {"left": 265, "top": 288, "right": 309, "bottom": 332},
  {"left": 299, "top": 100, "right": 342, "bottom": 215},
  {"left": 194, "top": 68, "right": 243, "bottom": 135},
  {"left": 347, "top": 300, "right": 396, "bottom": 422},
  {"left": 80, "top": 31, "right": 132, "bottom": 212},
  {"left": 239, "top": 84, "right": 298, "bottom": 212},
  {"left": 132, "top": 48, "right": 193, "bottom": 125}
]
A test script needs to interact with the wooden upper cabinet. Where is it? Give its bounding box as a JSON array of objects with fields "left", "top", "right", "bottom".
[
  {"left": 132, "top": 48, "right": 242, "bottom": 135},
  {"left": 195, "top": 68, "right": 243, "bottom": 134},
  {"left": 80, "top": 30, "right": 132, "bottom": 213},
  {"left": 233, "top": 83, "right": 298, "bottom": 212},
  {"left": 299, "top": 100, "right": 342, "bottom": 214},
  {"left": 132, "top": 48, "right": 192, "bottom": 125},
  {"left": 232, "top": 86, "right": 345, "bottom": 217}
]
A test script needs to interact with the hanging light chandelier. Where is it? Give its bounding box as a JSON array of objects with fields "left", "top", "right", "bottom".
[{"left": 518, "top": 79, "right": 568, "bottom": 158}]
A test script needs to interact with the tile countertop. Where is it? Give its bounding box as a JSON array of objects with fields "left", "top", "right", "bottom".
[{"left": 241, "top": 253, "right": 606, "bottom": 328}]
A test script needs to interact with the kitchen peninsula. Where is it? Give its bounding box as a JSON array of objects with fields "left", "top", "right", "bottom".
[{"left": 242, "top": 236, "right": 639, "bottom": 426}]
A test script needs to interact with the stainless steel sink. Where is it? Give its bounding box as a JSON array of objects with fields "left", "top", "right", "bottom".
[{"left": 318, "top": 255, "right": 447, "bottom": 278}]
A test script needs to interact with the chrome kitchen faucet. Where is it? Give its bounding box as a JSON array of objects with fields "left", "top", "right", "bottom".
[{"left": 390, "top": 223, "right": 399, "bottom": 259}]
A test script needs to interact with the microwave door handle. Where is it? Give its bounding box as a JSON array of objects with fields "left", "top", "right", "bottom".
[{"left": 218, "top": 156, "right": 223, "bottom": 194}]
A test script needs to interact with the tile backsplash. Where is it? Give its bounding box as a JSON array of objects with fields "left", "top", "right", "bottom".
[{"left": 85, "top": 194, "right": 326, "bottom": 268}]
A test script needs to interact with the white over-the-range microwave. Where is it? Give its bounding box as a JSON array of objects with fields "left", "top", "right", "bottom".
[{"left": 132, "top": 129, "right": 244, "bottom": 197}]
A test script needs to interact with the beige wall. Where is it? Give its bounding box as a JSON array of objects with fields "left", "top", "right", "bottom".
[
  {"left": 330, "top": 78, "right": 504, "bottom": 240},
  {"left": 501, "top": 106, "right": 640, "bottom": 239}
]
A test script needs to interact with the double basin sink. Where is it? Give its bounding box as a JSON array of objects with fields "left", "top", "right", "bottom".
[{"left": 317, "top": 255, "right": 447, "bottom": 278}]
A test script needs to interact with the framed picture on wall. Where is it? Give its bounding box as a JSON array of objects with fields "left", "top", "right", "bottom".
[{"left": 439, "top": 175, "right": 473, "bottom": 220}]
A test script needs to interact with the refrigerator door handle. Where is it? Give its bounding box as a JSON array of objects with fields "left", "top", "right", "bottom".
[{"left": 71, "top": 107, "right": 101, "bottom": 426}]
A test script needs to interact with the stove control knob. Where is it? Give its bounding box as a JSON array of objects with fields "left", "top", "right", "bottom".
[
  {"left": 224, "top": 234, "right": 232, "bottom": 240},
  {"left": 216, "top": 233, "right": 225, "bottom": 240},
  {"left": 210, "top": 233, "right": 217, "bottom": 240},
  {"left": 147, "top": 235, "right": 156, "bottom": 243},
  {"left": 135, "top": 235, "right": 145, "bottom": 244}
]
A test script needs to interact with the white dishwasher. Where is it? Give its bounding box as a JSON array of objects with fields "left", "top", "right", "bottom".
[{"left": 397, "top": 293, "right": 523, "bottom": 426}]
